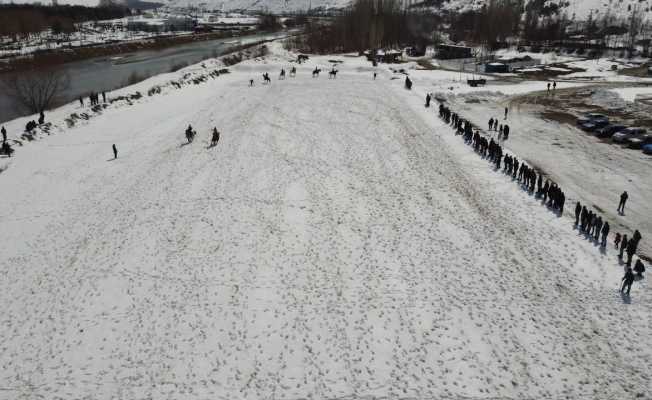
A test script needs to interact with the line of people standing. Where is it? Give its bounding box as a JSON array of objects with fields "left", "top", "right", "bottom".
[
  {"left": 437, "top": 101, "right": 646, "bottom": 296},
  {"left": 439, "top": 103, "right": 566, "bottom": 216},
  {"left": 80, "top": 91, "right": 106, "bottom": 107}
]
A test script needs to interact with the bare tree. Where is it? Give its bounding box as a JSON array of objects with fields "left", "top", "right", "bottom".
[
  {"left": 627, "top": 5, "right": 643, "bottom": 58},
  {"left": 2, "top": 69, "right": 70, "bottom": 114}
]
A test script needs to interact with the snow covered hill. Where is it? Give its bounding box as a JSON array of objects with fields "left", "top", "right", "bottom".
[
  {"left": 439, "top": 0, "right": 652, "bottom": 21},
  {"left": 0, "top": 43, "right": 650, "bottom": 399},
  {"left": 2, "top": 0, "right": 650, "bottom": 20}
]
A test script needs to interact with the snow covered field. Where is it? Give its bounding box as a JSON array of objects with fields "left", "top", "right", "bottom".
[{"left": 1, "top": 45, "right": 651, "bottom": 399}]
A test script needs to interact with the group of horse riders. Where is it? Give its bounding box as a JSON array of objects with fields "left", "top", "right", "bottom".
[{"left": 185, "top": 125, "right": 220, "bottom": 147}]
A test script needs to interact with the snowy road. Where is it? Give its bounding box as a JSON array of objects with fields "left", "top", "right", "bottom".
[{"left": 1, "top": 51, "right": 650, "bottom": 399}]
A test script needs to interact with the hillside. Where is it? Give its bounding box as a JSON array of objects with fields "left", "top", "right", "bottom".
[
  {"left": 2, "top": 0, "right": 652, "bottom": 20},
  {"left": 0, "top": 42, "right": 650, "bottom": 399},
  {"left": 438, "top": 0, "right": 652, "bottom": 21}
]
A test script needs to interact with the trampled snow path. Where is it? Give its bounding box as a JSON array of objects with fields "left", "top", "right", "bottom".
[{"left": 1, "top": 55, "right": 650, "bottom": 399}]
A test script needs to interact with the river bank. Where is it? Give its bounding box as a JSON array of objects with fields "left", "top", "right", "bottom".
[
  {"left": 0, "top": 31, "right": 290, "bottom": 123},
  {"left": 0, "top": 29, "right": 282, "bottom": 73}
]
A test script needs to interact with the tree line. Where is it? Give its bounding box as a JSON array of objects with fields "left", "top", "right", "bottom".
[
  {"left": 0, "top": 4, "right": 130, "bottom": 41},
  {"left": 289, "top": 0, "right": 649, "bottom": 56}
]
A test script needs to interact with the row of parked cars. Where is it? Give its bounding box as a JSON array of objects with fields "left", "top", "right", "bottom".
[{"left": 577, "top": 113, "right": 652, "bottom": 154}]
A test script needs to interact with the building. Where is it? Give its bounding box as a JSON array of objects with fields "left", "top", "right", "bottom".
[{"left": 436, "top": 44, "right": 474, "bottom": 60}]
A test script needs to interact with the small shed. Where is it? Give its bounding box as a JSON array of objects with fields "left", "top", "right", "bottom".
[
  {"left": 436, "top": 44, "right": 473, "bottom": 60},
  {"left": 485, "top": 62, "right": 509, "bottom": 73}
]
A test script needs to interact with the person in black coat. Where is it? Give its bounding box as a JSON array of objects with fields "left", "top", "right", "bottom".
[
  {"left": 633, "top": 259, "right": 645, "bottom": 277},
  {"left": 621, "top": 267, "right": 635, "bottom": 295},
  {"left": 619, "top": 235, "right": 628, "bottom": 258},
  {"left": 574, "top": 202, "right": 581, "bottom": 226},
  {"left": 601, "top": 222, "right": 610, "bottom": 247},
  {"left": 112, "top": 144, "right": 117, "bottom": 159},
  {"left": 618, "top": 191, "right": 628, "bottom": 213}
]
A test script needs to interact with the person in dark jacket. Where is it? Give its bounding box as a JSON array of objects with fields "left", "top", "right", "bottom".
[
  {"left": 619, "top": 235, "right": 628, "bottom": 258},
  {"left": 211, "top": 128, "right": 220, "bottom": 147},
  {"left": 594, "top": 217, "right": 603, "bottom": 241},
  {"left": 621, "top": 267, "right": 635, "bottom": 295},
  {"left": 626, "top": 240, "right": 636, "bottom": 266},
  {"left": 633, "top": 259, "right": 645, "bottom": 277},
  {"left": 1, "top": 126, "right": 6, "bottom": 143},
  {"left": 38, "top": 111, "right": 45, "bottom": 125},
  {"left": 112, "top": 144, "right": 117, "bottom": 159},
  {"left": 601, "top": 222, "right": 610, "bottom": 247},
  {"left": 574, "top": 202, "right": 581, "bottom": 226},
  {"left": 614, "top": 232, "right": 621, "bottom": 249},
  {"left": 425, "top": 93, "right": 431, "bottom": 108},
  {"left": 618, "top": 191, "right": 628, "bottom": 214}
]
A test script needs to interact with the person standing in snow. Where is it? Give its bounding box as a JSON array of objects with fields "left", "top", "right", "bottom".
[
  {"left": 614, "top": 232, "right": 622, "bottom": 248},
  {"left": 112, "top": 144, "right": 117, "bottom": 159},
  {"left": 425, "top": 93, "right": 431, "bottom": 108},
  {"left": 601, "top": 222, "right": 610, "bottom": 247},
  {"left": 594, "top": 217, "right": 603, "bottom": 241},
  {"left": 38, "top": 111, "right": 45, "bottom": 125},
  {"left": 488, "top": 118, "right": 494, "bottom": 131},
  {"left": 102, "top": 92, "right": 106, "bottom": 103},
  {"left": 504, "top": 107, "right": 508, "bottom": 119},
  {"left": 619, "top": 234, "right": 628, "bottom": 258},
  {"left": 634, "top": 259, "right": 645, "bottom": 277},
  {"left": 211, "top": 128, "right": 220, "bottom": 147},
  {"left": 373, "top": 72, "right": 377, "bottom": 80},
  {"left": 621, "top": 267, "right": 635, "bottom": 296},
  {"left": 618, "top": 191, "right": 628, "bottom": 214},
  {"left": 1, "top": 126, "right": 6, "bottom": 143},
  {"left": 553, "top": 81, "right": 557, "bottom": 90},
  {"left": 574, "top": 202, "right": 581, "bottom": 226},
  {"left": 547, "top": 82, "right": 550, "bottom": 92}
]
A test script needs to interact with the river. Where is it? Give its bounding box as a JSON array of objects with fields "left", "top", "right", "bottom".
[{"left": 0, "top": 31, "right": 288, "bottom": 123}]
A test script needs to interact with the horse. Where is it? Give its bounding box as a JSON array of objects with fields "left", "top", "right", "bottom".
[
  {"left": 0, "top": 142, "right": 13, "bottom": 157},
  {"left": 279, "top": 69, "right": 286, "bottom": 80},
  {"left": 290, "top": 66, "right": 297, "bottom": 77},
  {"left": 312, "top": 68, "right": 321, "bottom": 78},
  {"left": 329, "top": 69, "right": 338, "bottom": 79}
]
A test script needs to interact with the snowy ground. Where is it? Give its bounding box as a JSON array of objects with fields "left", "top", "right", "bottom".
[{"left": 0, "top": 45, "right": 651, "bottom": 399}]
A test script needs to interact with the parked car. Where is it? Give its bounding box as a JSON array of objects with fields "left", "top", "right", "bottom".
[
  {"left": 642, "top": 143, "right": 652, "bottom": 154},
  {"left": 628, "top": 133, "right": 652, "bottom": 149},
  {"left": 576, "top": 113, "right": 609, "bottom": 127},
  {"left": 596, "top": 124, "right": 626, "bottom": 138},
  {"left": 613, "top": 127, "right": 646, "bottom": 143}
]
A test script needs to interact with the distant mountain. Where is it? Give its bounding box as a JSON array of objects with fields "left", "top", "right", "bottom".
[{"left": 436, "top": 0, "right": 652, "bottom": 21}]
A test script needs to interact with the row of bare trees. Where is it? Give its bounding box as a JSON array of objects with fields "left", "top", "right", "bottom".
[
  {"left": 290, "top": 0, "right": 440, "bottom": 53},
  {"left": 0, "top": 4, "right": 129, "bottom": 41}
]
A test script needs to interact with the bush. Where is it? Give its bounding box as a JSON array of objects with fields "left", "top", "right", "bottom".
[{"left": 148, "top": 85, "right": 161, "bottom": 96}]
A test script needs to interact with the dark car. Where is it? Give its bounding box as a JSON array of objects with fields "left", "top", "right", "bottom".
[
  {"left": 577, "top": 114, "right": 610, "bottom": 132},
  {"left": 596, "top": 124, "right": 626, "bottom": 138},
  {"left": 627, "top": 133, "right": 652, "bottom": 149},
  {"left": 613, "top": 127, "right": 646, "bottom": 143},
  {"left": 642, "top": 143, "right": 652, "bottom": 154},
  {"left": 576, "top": 113, "right": 609, "bottom": 127}
]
